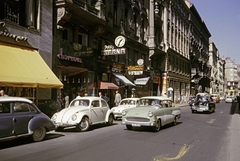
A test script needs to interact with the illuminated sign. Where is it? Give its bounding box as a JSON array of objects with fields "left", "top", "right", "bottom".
[
  {"left": 127, "top": 66, "right": 144, "bottom": 71},
  {"left": 102, "top": 45, "right": 126, "bottom": 55}
]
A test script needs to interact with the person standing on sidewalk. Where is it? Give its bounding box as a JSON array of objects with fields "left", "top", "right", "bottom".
[
  {"left": 0, "top": 90, "right": 8, "bottom": 97},
  {"left": 236, "top": 95, "right": 240, "bottom": 114},
  {"left": 114, "top": 90, "right": 121, "bottom": 106},
  {"left": 231, "top": 96, "right": 238, "bottom": 114}
]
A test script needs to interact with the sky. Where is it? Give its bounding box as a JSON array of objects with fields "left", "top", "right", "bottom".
[{"left": 189, "top": 0, "right": 240, "bottom": 64}]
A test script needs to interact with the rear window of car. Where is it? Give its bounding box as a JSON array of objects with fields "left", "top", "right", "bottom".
[{"left": 0, "top": 102, "right": 10, "bottom": 113}]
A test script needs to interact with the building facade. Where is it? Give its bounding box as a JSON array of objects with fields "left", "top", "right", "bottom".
[{"left": 0, "top": 0, "right": 62, "bottom": 104}]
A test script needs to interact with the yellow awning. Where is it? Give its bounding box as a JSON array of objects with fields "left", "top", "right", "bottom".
[{"left": 0, "top": 43, "right": 63, "bottom": 88}]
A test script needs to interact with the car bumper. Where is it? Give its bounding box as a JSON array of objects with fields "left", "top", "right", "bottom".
[
  {"left": 191, "top": 106, "right": 210, "bottom": 112},
  {"left": 113, "top": 112, "right": 122, "bottom": 119},
  {"left": 53, "top": 122, "right": 78, "bottom": 128},
  {"left": 122, "top": 120, "right": 157, "bottom": 127}
]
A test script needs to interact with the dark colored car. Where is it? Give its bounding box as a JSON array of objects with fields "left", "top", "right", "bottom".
[
  {"left": 190, "top": 93, "right": 216, "bottom": 113},
  {"left": 0, "top": 97, "right": 55, "bottom": 142}
]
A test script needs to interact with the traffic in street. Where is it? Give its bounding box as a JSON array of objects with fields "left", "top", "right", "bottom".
[{"left": 1, "top": 101, "right": 239, "bottom": 161}]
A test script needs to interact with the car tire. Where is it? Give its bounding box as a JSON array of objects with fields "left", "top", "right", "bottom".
[
  {"left": 126, "top": 125, "right": 132, "bottom": 130},
  {"left": 152, "top": 119, "right": 161, "bottom": 132},
  {"left": 192, "top": 110, "right": 195, "bottom": 113},
  {"left": 32, "top": 126, "right": 46, "bottom": 142},
  {"left": 76, "top": 117, "right": 90, "bottom": 132},
  {"left": 107, "top": 114, "right": 114, "bottom": 125},
  {"left": 172, "top": 117, "right": 177, "bottom": 126}
]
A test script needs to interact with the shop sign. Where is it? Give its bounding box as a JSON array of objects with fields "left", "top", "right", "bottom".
[
  {"left": 128, "top": 71, "right": 143, "bottom": 75},
  {"left": 57, "top": 48, "right": 82, "bottom": 63},
  {"left": 127, "top": 66, "right": 144, "bottom": 71},
  {"left": 0, "top": 22, "right": 28, "bottom": 42},
  {"left": 73, "top": 43, "right": 93, "bottom": 57},
  {"left": 102, "top": 45, "right": 126, "bottom": 55},
  {"left": 112, "top": 63, "right": 124, "bottom": 73},
  {"left": 128, "top": 66, "right": 144, "bottom": 75}
]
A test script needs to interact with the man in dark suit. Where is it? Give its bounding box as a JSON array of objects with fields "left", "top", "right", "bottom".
[{"left": 236, "top": 95, "right": 240, "bottom": 114}]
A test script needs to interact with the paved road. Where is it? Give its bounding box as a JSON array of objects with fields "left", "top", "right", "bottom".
[{"left": 0, "top": 102, "right": 239, "bottom": 161}]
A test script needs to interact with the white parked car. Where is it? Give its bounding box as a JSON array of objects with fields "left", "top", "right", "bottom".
[
  {"left": 225, "top": 96, "right": 235, "bottom": 103},
  {"left": 51, "top": 97, "right": 114, "bottom": 132},
  {"left": 111, "top": 97, "right": 140, "bottom": 120}
]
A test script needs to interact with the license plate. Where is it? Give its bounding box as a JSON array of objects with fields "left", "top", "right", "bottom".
[{"left": 132, "top": 123, "right": 140, "bottom": 127}]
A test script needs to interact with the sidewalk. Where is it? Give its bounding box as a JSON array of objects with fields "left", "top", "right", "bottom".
[{"left": 229, "top": 114, "right": 240, "bottom": 161}]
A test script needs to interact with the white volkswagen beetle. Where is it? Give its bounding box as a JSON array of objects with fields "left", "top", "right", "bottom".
[
  {"left": 51, "top": 97, "right": 114, "bottom": 132},
  {"left": 111, "top": 97, "right": 140, "bottom": 120}
]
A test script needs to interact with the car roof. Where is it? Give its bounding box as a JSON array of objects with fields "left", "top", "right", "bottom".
[
  {"left": 140, "top": 96, "right": 172, "bottom": 101},
  {"left": 121, "top": 97, "right": 140, "bottom": 101},
  {"left": 73, "top": 96, "right": 103, "bottom": 100},
  {"left": 0, "top": 96, "right": 33, "bottom": 103},
  {"left": 196, "top": 93, "right": 209, "bottom": 96}
]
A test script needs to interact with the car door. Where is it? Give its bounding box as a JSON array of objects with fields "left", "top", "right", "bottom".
[
  {"left": 90, "top": 100, "right": 104, "bottom": 123},
  {"left": 13, "top": 102, "right": 36, "bottom": 135},
  {"left": 162, "top": 100, "right": 175, "bottom": 124},
  {"left": 0, "top": 102, "right": 13, "bottom": 138},
  {"left": 101, "top": 100, "right": 108, "bottom": 119}
]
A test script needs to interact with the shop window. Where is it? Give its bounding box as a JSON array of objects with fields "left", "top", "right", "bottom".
[
  {"left": 78, "top": 33, "right": 88, "bottom": 46},
  {"left": 0, "top": 0, "right": 40, "bottom": 29}
]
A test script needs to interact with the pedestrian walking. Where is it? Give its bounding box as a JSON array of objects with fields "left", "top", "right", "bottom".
[
  {"left": 99, "top": 92, "right": 103, "bottom": 98},
  {"left": 103, "top": 93, "right": 109, "bottom": 103},
  {"left": 114, "top": 90, "right": 121, "bottom": 106},
  {"left": 64, "top": 94, "right": 69, "bottom": 108},
  {"left": 56, "top": 96, "right": 62, "bottom": 112}
]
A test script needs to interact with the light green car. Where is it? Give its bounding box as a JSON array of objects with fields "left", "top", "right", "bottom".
[{"left": 121, "top": 96, "right": 181, "bottom": 132}]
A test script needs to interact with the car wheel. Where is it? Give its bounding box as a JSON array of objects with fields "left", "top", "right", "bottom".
[
  {"left": 126, "top": 125, "right": 132, "bottom": 130},
  {"left": 32, "top": 126, "right": 46, "bottom": 142},
  {"left": 152, "top": 119, "right": 161, "bottom": 132},
  {"left": 76, "top": 117, "right": 90, "bottom": 132},
  {"left": 107, "top": 114, "right": 114, "bottom": 125},
  {"left": 192, "top": 110, "right": 195, "bottom": 113},
  {"left": 172, "top": 117, "right": 177, "bottom": 126}
]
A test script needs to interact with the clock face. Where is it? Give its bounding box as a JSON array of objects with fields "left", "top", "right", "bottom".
[{"left": 115, "top": 36, "right": 126, "bottom": 47}]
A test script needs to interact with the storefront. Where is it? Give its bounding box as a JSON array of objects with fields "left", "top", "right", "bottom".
[{"left": 0, "top": 42, "right": 63, "bottom": 103}]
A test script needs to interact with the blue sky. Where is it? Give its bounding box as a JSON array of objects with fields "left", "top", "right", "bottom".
[{"left": 189, "top": 0, "right": 240, "bottom": 64}]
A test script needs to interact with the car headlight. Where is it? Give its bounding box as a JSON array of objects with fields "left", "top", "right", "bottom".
[
  {"left": 51, "top": 114, "right": 57, "bottom": 121},
  {"left": 112, "top": 109, "right": 115, "bottom": 112},
  {"left": 72, "top": 114, "right": 77, "bottom": 121},
  {"left": 148, "top": 111, "right": 153, "bottom": 117},
  {"left": 122, "top": 110, "right": 127, "bottom": 116}
]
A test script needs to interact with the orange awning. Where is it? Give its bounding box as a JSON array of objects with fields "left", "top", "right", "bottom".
[
  {"left": 0, "top": 43, "right": 63, "bottom": 88},
  {"left": 89, "top": 81, "right": 119, "bottom": 89}
]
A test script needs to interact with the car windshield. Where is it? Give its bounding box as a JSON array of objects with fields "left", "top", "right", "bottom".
[
  {"left": 139, "top": 98, "right": 163, "bottom": 107},
  {"left": 69, "top": 99, "right": 90, "bottom": 107},
  {"left": 120, "top": 99, "right": 136, "bottom": 105}
]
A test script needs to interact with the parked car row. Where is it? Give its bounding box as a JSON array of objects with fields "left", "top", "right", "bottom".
[
  {"left": 3, "top": 92, "right": 227, "bottom": 142},
  {"left": 0, "top": 95, "right": 182, "bottom": 142}
]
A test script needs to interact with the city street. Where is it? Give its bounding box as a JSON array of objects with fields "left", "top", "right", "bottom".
[{"left": 0, "top": 101, "right": 239, "bottom": 161}]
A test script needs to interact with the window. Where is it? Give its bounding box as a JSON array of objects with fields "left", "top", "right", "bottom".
[
  {"left": 62, "top": 29, "right": 68, "bottom": 40},
  {"left": 92, "top": 100, "right": 100, "bottom": 107},
  {"left": 101, "top": 100, "right": 108, "bottom": 107},
  {"left": 14, "top": 102, "right": 30, "bottom": 112},
  {"left": 0, "top": 102, "right": 10, "bottom": 113},
  {"left": 0, "top": 0, "right": 40, "bottom": 29},
  {"left": 78, "top": 33, "right": 88, "bottom": 46}
]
